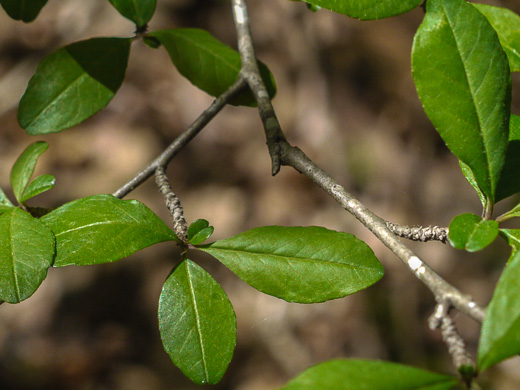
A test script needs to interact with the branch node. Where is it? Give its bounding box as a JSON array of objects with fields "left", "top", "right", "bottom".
[
  {"left": 386, "top": 222, "right": 449, "bottom": 243},
  {"left": 155, "top": 167, "right": 188, "bottom": 243}
]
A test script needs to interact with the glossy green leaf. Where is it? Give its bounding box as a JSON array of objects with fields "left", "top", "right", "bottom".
[
  {"left": 10, "top": 141, "right": 48, "bottom": 204},
  {"left": 18, "top": 38, "right": 131, "bottom": 135},
  {"left": 108, "top": 0, "right": 156, "bottom": 28},
  {"left": 190, "top": 227, "right": 214, "bottom": 246},
  {"left": 188, "top": 219, "right": 210, "bottom": 241},
  {"left": 449, "top": 213, "right": 498, "bottom": 252},
  {"left": 21, "top": 174, "right": 55, "bottom": 203},
  {"left": 0, "top": 188, "right": 14, "bottom": 212},
  {"left": 473, "top": 4, "right": 520, "bottom": 72},
  {"left": 479, "top": 251, "right": 520, "bottom": 371},
  {"left": 412, "top": 0, "right": 511, "bottom": 204},
  {"left": 496, "top": 115, "right": 520, "bottom": 202},
  {"left": 0, "top": 0, "right": 48, "bottom": 22},
  {"left": 0, "top": 208, "right": 55, "bottom": 303},
  {"left": 199, "top": 226, "right": 384, "bottom": 303},
  {"left": 300, "top": 0, "right": 422, "bottom": 20},
  {"left": 41, "top": 194, "right": 178, "bottom": 267},
  {"left": 159, "top": 259, "right": 236, "bottom": 385},
  {"left": 280, "top": 359, "right": 459, "bottom": 390},
  {"left": 148, "top": 28, "right": 276, "bottom": 106},
  {"left": 499, "top": 229, "right": 520, "bottom": 257},
  {"left": 460, "top": 160, "right": 487, "bottom": 210}
]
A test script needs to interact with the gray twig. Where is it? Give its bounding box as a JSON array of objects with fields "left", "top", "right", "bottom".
[
  {"left": 386, "top": 222, "right": 449, "bottom": 243},
  {"left": 232, "top": 0, "right": 287, "bottom": 175},
  {"left": 430, "top": 303, "right": 476, "bottom": 385},
  {"left": 155, "top": 167, "right": 188, "bottom": 243},
  {"left": 230, "top": 0, "right": 485, "bottom": 324},
  {"left": 112, "top": 78, "right": 247, "bottom": 199}
]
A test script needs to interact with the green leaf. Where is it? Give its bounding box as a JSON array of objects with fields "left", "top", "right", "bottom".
[
  {"left": 0, "top": 0, "right": 48, "bottom": 22},
  {"left": 188, "top": 219, "right": 209, "bottom": 240},
  {"left": 108, "top": 0, "right": 156, "bottom": 28},
  {"left": 473, "top": 4, "right": 520, "bottom": 73},
  {"left": 188, "top": 219, "right": 214, "bottom": 245},
  {"left": 448, "top": 213, "right": 498, "bottom": 252},
  {"left": 412, "top": 0, "right": 511, "bottom": 204},
  {"left": 479, "top": 251, "right": 520, "bottom": 371},
  {"left": 18, "top": 38, "right": 131, "bottom": 135},
  {"left": 40, "top": 194, "right": 178, "bottom": 267},
  {"left": 10, "top": 141, "right": 49, "bottom": 204},
  {"left": 497, "top": 202, "right": 520, "bottom": 223},
  {"left": 148, "top": 28, "right": 277, "bottom": 106},
  {"left": 0, "top": 208, "right": 55, "bottom": 303},
  {"left": 0, "top": 188, "right": 15, "bottom": 213},
  {"left": 199, "top": 226, "right": 384, "bottom": 303},
  {"left": 496, "top": 115, "right": 520, "bottom": 202},
  {"left": 21, "top": 174, "right": 55, "bottom": 203},
  {"left": 280, "top": 359, "right": 460, "bottom": 390},
  {"left": 159, "top": 259, "right": 236, "bottom": 385},
  {"left": 300, "top": 0, "right": 422, "bottom": 20},
  {"left": 190, "top": 227, "right": 214, "bottom": 246},
  {"left": 499, "top": 229, "right": 520, "bottom": 257},
  {"left": 459, "top": 160, "right": 487, "bottom": 210}
]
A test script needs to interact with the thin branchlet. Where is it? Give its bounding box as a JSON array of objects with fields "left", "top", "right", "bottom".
[
  {"left": 386, "top": 222, "right": 449, "bottom": 243},
  {"left": 155, "top": 167, "right": 188, "bottom": 243}
]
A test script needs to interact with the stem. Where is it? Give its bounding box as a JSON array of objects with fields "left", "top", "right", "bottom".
[
  {"left": 112, "top": 78, "right": 248, "bottom": 199},
  {"left": 232, "top": 0, "right": 485, "bottom": 324},
  {"left": 232, "top": 0, "right": 286, "bottom": 175}
]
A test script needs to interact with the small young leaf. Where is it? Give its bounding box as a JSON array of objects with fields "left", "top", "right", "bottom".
[
  {"left": 159, "top": 259, "right": 236, "bottom": 385},
  {"left": 497, "top": 203, "right": 520, "bottom": 223},
  {"left": 21, "top": 174, "right": 56, "bottom": 203},
  {"left": 473, "top": 4, "right": 520, "bottom": 73},
  {"left": 280, "top": 359, "right": 459, "bottom": 390},
  {"left": 499, "top": 229, "right": 520, "bottom": 257},
  {"left": 412, "top": 0, "right": 511, "bottom": 204},
  {"left": 300, "top": 0, "right": 422, "bottom": 20},
  {"left": 188, "top": 219, "right": 210, "bottom": 241},
  {"left": 190, "top": 227, "right": 214, "bottom": 246},
  {"left": 18, "top": 38, "right": 131, "bottom": 135},
  {"left": 460, "top": 161, "right": 487, "bottom": 210},
  {"left": 41, "top": 194, "right": 178, "bottom": 267},
  {"left": 0, "top": 188, "right": 14, "bottom": 212},
  {"left": 199, "top": 226, "right": 384, "bottom": 303},
  {"left": 108, "top": 0, "right": 156, "bottom": 28},
  {"left": 496, "top": 115, "right": 520, "bottom": 202},
  {"left": 10, "top": 141, "right": 49, "bottom": 204},
  {"left": 448, "top": 214, "right": 498, "bottom": 252},
  {"left": 0, "top": 208, "right": 55, "bottom": 303},
  {"left": 479, "top": 251, "right": 520, "bottom": 371},
  {"left": 0, "top": 0, "right": 48, "bottom": 22},
  {"left": 148, "top": 28, "right": 276, "bottom": 106}
]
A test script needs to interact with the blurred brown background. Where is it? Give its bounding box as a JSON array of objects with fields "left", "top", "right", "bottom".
[{"left": 1, "top": 0, "right": 520, "bottom": 389}]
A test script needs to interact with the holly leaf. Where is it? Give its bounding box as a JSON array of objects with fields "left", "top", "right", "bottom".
[
  {"left": 199, "top": 226, "right": 384, "bottom": 303},
  {"left": 412, "top": 0, "right": 511, "bottom": 204},
  {"left": 108, "top": 0, "right": 156, "bottom": 28},
  {"left": 448, "top": 213, "right": 498, "bottom": 252},
  {"left": 300, "top": 0, "right": 422, "bottom": 20},
  {"left": 159, "top": 259, "right": 236, "bottom": 385},
  {"left": 18, "top": 38, "right": 131, "bottom": 134},
  {"left": 21, "top": 174, "right": 56, "bottom": 203},
  {"left": 0, "top": 0, "right": 48, "bottom": 22},
  {"left": 10, "top": 141, "right": 49, "bottom": 204},
  {"left": 473, "top": 4, "right": 520, "bottom": 73},
  {"left": 280, "top": 359, "right": 460, "bottom": 390},
  {"left": 148, "top": 28, "right": 276, "bottom": 106},
  {"left": 41, "top": 194, "right": 178, "bottom": 267},
  {"left": 0, "top": 208, "right": 55, "bottom": 303},
  {"left": 479, "top": 251, "right": 520, "bottom": 371}
]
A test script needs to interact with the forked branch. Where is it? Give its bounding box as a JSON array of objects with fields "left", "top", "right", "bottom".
[{"left": 231, "top": 0, "right": 485, "bottom": 323}]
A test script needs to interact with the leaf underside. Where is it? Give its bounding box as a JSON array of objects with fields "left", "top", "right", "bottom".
[{"left": 302, "top": 0, "right": 423, "bottom": 20}]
